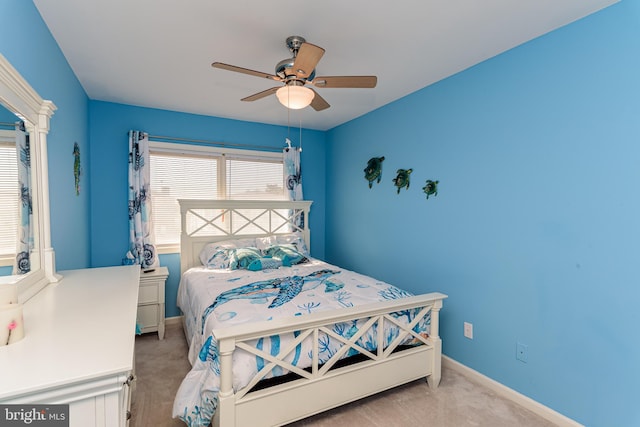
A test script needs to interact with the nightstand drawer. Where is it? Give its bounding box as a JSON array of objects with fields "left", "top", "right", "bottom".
[
  {"left": 137, "top": 266, "right": 168, "bottom": 340},
  {"left": 137, "top": 304, "right": 159, "bottom": 329},
  {"left": 138, "top": 283, "right": 159, "bottom": 304}
]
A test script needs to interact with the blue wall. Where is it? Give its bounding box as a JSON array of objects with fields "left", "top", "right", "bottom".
[
  {"left": 325, "top": 2, "right": 638, "bottom": 426},
  {"left": 0, "top": 0, "right": 91, "bottom": 271},
  {"left": 88, "top": 101, "right": 327, "bottom": 317}
]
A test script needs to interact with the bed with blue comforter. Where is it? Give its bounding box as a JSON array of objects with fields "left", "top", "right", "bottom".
[{"left": 172, "top": 200, "right": 445, "bottom": 427}]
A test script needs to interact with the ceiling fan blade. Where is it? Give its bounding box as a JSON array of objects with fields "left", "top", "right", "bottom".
[
  {"left": 311, "top": 76, "right": 377, "bottom": 88},
  {"left": 212, "top": 62, "right": 282, "bottom": 82},
  {"left": 309, "top": 89, "right": 330, "bottom": 111},
  {"left": 241, "top": 87, "right": 280, "bottom": 102},
  {"left": 291, "top": 43, "right": 325, "bottom": 79}
]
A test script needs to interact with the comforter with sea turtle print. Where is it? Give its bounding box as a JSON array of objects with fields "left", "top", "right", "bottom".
[{"left": 172, "top": 258, "right": 430, "bottom": 426}]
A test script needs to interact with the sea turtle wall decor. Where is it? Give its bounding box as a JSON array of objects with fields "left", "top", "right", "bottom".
[
  {"left": 392, "top": 168, "right": 412, "bottom": 194},
  {"left": 364, "top": 156, "right": 385, "bottom": 188},
  {"left": 422, "top": 179, "right": 439, "bottom": 199}
]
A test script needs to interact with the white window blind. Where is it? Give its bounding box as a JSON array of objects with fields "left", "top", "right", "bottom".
[
  {"left": 149, "top": 142, "right": 285, "bottom": 251},
  {"left": 226, "top": 157, "right": 284, "bottom": 200},
  {"left": 0, "top": 140, "right": 18, "bottom": 259},
  {"left": 150, "top": 152, "right": 219, "bottom": 247}
]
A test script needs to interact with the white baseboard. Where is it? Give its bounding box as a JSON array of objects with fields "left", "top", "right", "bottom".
[
  {"left": 442, "top": 355, "right": 583, "bottom": 427},
  {"left": 165, "top": 315, "right": 183, "bottom": 326}
]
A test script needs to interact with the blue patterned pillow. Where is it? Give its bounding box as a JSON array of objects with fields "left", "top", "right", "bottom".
[
  {"left": 204, "top": 248, "right": 232, "bottom": 269},
  {"left": 276, "top": 233, "right": 309, "bottom": 256},
  {"left": 199, "top": 238, "right": 257, "bottom": 269},
  {"left": 247, "top": 257, "right": 283, "bottom": 271},
  {"left": 228, "top": 247, "right": 262, "bottom": 270},
  {"left": 263, "top": 244, "right": 308, "bottom": 267}
]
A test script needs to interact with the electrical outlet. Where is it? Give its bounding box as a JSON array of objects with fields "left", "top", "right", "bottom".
[
  {"left": 464, "top": 322, "right": 473, "bottom": 339},
  {"left": 516, "top": 342, "right": 528, "bottom": 363}
]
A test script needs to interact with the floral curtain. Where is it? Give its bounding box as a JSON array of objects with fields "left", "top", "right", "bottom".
[
  {"left": 13, "top": 121, "right": 32, "bottom": 274},
  {"left": 283, "top": 146, "right": 304, "bottom": 229},
  {"left": 126, "top": 130, "right": 157, "bottom": 268}
]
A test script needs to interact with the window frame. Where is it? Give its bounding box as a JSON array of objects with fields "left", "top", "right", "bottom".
[{"left": 149, "top": 141, "right": 284, "bottom": 254}]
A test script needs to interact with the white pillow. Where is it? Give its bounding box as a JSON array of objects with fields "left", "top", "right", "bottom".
[{"left": 255, "top": 235, "right": 277, "bottom": 251}]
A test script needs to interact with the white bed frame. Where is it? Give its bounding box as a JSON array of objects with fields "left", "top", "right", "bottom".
[{"left": 178, "top": 199, "right": 447, "bottom": 427}]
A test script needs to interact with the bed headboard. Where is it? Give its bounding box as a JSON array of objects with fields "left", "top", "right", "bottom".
[{"left": 178, "top": 199, "right": 312, "bottom": 274}]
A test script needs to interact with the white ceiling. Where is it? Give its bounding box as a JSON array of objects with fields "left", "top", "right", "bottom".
[{"left": 33, "top": 0, "right": 617, "bottom": 131}]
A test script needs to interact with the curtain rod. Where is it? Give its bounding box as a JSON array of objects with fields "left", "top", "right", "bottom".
[
  {"left": 0, "top": 121, "right": 16, "bottom": 127},
  {"left": 146, "top": 134, "right": 284, "bottom": 152}
]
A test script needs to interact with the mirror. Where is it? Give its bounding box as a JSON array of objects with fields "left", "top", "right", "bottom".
[
  {"left": 0, "top": 106, "right": 41, "bottom": 279},
  {"left": 0, "top": 53, "right": 59, "bottom": 301}
]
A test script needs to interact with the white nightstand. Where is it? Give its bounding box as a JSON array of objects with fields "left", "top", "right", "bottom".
[{"left": 137, "top": 266, "right": 169, "bottom": 340}]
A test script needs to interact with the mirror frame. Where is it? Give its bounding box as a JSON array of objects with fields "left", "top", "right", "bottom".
[{"left": 0, "top": 53, "right": 60, "bottom": 302}]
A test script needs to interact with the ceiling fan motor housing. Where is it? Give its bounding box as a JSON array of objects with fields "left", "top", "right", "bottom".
[
  {"left": 275, "top": 36, "right": 317, "bottom": 81},
  {"left": 276, "top": 57, "right": 315, "bottom": 81}
]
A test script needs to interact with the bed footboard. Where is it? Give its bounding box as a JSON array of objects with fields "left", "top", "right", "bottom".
[{"left": 213, "top": 292, "right": 446, "bottom": 427}]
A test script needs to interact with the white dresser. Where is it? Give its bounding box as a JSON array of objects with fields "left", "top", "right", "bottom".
[
  {"left": 0, "top": 265, "right": 139, "bottom": 427},
  {"left": 137, "top": 266, "right": 168, "bottom": 340}
]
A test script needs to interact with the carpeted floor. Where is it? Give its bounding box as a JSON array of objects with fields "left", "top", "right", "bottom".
[{"left": 130, "top": 321, "right": 558, "bottom": 427}]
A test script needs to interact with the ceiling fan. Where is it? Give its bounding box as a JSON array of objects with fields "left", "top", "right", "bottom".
[{"left": 212, "top": 35, "right": 377, "bottom": 111}]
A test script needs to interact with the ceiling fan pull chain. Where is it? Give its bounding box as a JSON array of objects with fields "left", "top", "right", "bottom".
[{"left": 285, "top": 89, "right": 291, "bottom": 148}]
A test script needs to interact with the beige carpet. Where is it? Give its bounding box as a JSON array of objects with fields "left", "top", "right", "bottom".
[{"left": 130, "top": 322, "right": 557, "bottom": 427}]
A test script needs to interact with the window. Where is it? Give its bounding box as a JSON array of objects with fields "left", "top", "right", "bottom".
[
  {"left": 226, "top": 158, "right": 286, "bottom": 200},
  {"left": 0, "top": 131, "right": 18, "bottom": 265},
  {"left": 149, "top": 141, "right": 285, "bottom": 253}
]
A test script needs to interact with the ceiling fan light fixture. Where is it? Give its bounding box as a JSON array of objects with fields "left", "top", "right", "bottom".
[{"left": 276, "top": 85, "right": 315, "bottom": 109}]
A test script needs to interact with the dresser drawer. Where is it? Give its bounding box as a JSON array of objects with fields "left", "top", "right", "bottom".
[
  {"left": 137, "top": 304, "right": 159, "bottom": 329},
  {"left": 138, "top": 283, "right": 159, "bottom": 304}
]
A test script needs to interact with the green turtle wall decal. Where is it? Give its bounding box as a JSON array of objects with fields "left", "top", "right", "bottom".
[
  {"left": 422, "top": 180, "right": 439, "bottom": 199},
  {"left": 364, "top": 156, "right": 385, "bottom": 188},
  {"left": 392, "top": 168, "right": 412, "bottom": 194}
]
